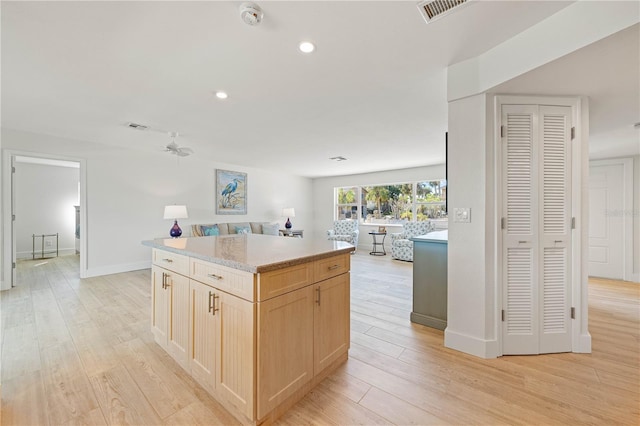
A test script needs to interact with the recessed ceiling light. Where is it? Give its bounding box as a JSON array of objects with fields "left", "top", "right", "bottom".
[
  {"left": 299, "top": 41, "right": 315, "bottom": 54},
  {"left": 215, "top": 91, "right": 228, "bottom": 100}
]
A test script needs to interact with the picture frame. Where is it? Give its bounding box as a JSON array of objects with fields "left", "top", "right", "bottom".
[
  {"left": 378, "top": 226, "right": 386, "bottom": 233},
  {"left": 216, "top": 169, "right": 247, "bottom": 215}
]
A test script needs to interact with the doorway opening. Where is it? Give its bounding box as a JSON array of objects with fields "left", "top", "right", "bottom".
[{"left": 2, "top": 150, "right": 87, "bottom": 289}]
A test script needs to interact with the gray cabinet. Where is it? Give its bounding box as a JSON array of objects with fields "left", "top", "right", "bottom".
[{"left": 410, "top": 230, "right": 447, "bottom": 330}]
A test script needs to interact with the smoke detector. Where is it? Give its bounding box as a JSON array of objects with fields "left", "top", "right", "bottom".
[{"left": 240, "top": 3, "right": 263, "bottom": 26}]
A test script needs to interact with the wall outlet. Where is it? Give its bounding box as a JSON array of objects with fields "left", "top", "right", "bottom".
[{"left": 454, "top": 207, "right": 471, "bottom": 223}]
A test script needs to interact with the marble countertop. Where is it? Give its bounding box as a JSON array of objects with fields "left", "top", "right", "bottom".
[{"left": 142, "top": 234, "right": 355, "bottom": 273}]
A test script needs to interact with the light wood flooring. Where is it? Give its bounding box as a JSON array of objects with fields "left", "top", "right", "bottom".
[{"left": 1, "top": 253, "right": 638, "bottom": 425}]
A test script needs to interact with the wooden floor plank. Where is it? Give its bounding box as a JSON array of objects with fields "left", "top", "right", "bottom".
[{"left": 1, "top": 253, "right": 638, "bottom": 425}]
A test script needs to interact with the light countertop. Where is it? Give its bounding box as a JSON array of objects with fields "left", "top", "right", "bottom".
[
  {"left": 142, "top": 234, "right": 355, "bottom": 273},
  {"left": 410, "top": 229, "right": 448, "bottom": 243}
]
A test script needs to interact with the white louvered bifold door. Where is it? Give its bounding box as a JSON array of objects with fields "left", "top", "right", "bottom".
[
  {"left": 502, "top": 105, "right": 539, "bottom": 355},
  {"left": 501, "top": 104, "right": 572, "bottom": 355},
  {"left": 538, "top": 106, "right": 572, "bottom": 353}
]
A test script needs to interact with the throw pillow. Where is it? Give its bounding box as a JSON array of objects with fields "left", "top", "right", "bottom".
[
  {"left": 261, "top": 223, "right": 280, "bottom": 236},
  {"left": 201, "top": 225, "right": 220, "bottom": 236},
  {"left": 235, "top": 226, "right": 252, "bottom": 235}
]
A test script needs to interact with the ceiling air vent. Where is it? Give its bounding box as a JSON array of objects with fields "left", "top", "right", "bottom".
[
  {"left": 417, "top": 0, "right": 469, "bottom": 23},
  {"left": 127, "top": 122, "right": 148, "bottom": 130}
]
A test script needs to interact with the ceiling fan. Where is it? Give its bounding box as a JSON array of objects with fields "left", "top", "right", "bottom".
[{"left": 164, "top": 132, "right": 193, "bottom": 157}]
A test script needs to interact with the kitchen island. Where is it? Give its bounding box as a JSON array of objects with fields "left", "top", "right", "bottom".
[{"left": 142, "top": 234, "right": 354, "bottom": 425}]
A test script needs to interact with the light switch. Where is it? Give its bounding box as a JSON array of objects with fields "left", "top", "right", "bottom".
[{"left": 454, "top": 207, "right": 471, "bottom": 223}]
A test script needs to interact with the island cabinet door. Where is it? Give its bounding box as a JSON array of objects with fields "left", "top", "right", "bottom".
[
  {"left": 314, "top": 273, "right": 350, "bottom": 375},
  {"left": 167, "top": 271, "right": 190, "bottom": 371},
  {"left": 189, "top": 279, "right": 217, "bottom": 395},
  {"left": 216, "top": 291, "right": 255, "bottom": 420},
  {"left": 152, "top": 265, "right": 190, "bottom": 371},
  {"left": 151, "top": 266, "right": 169, "bottom": 348},
  {"left": 257, "top": 285, "right": 314, "bottom": 420}
]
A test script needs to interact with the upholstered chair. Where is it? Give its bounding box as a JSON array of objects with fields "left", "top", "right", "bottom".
[
  {"left": 390, "top": 221, "right": 434, "bottom": 261},
  {"left": 327, "top": 220, "right": 360, "bottom": 250}
]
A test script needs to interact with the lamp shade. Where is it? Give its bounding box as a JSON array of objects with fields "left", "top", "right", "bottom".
[
  {"left": 282, "top": 208, "right": 295, "bottom": 218},
  {"left": 164, "top": 205, "right": 188, "bottom": 220}
]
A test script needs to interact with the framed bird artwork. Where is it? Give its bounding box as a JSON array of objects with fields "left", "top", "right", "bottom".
[{"left": 216, "top": 169, "right": 247, "bottom": 214}]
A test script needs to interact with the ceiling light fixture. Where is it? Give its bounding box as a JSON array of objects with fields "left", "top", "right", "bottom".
[
  {"left": 299, "top": 41, "right": 315, "bottom": 53},
  {"left": 215, "top": 91, "right": 228, "bottom": 100},
  {"left": 634, "top": 122, "right": 640, "bottom": 129},
  {"left": 330, "top": 156, "right": 347, "bottom": 162}
]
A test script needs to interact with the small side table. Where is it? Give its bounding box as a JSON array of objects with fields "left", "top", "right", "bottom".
[
  {"left": 280, "top": 229, "right": 304, "bottom": 238},
  {"left": 368, "top": 232, "right": 387, "bottom": 256}
]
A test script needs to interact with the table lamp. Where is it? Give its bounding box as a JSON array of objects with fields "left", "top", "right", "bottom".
[
  {"left": 164, "top": 205, "right": 188, "bottom": 238},
  {"left": 282, "top": 208, "right": 295, "bottom": 229}
]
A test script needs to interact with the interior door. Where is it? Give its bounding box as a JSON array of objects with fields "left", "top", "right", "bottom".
[
  {"left": 588, "top": 163, "right": 624, "bottom": 279},
  {"left": 502, "top": 104, "right": 572, "bottom": 355},
  {"left": 11, "top": 156, "right": 16, "bottom": 287}
]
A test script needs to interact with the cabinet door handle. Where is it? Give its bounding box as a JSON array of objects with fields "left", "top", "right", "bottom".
[
  {"left": 162, "top": 258, "right": 173, "bottom": 263},
  {"left": 554, "top": 240, "right": 563, "bottom": 243},
  {"left": 212, "top": 294, "right": 220, "bottom": 315},
  {"left": 518, "top": 240, "right": 529, "bottom": 244},
  {"left": 161, "top": 272, "right": 168, "bottom": 289},
  {"left": 208, "top": 273, "right": 223, "bottom": 280},
  {"left": 316, "top": 287, "right": 321, "bottom": 306},
  {"left": 328, "top": 265, "right": 340, "bottom": 270},
  {"left": 208, "top": 291, "right": 214, "bottom": 313},
  {"left": 164, "top": 273, "right": 171, "bottom": 288}
]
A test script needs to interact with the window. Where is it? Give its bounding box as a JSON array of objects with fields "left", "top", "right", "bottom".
[{"left": 335, "top": 180, "right": 447, "bottom": 223}]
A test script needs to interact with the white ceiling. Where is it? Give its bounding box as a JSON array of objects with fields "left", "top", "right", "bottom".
[{"left": 2, "top": 1, "right": 637, "bottom": 178}]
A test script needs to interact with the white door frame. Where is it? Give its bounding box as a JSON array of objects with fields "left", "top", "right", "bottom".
[
  {"left": 2, "top": 149, "right": 88, "bottom": 289},
  {"left": 589, "top": 157, "right": 635, "bottom": 282},
  {"left": 494, "top": 95, "right": 591, "bottom": 356}
]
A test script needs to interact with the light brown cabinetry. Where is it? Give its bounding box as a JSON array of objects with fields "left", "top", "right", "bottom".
[
  {"left": 314, "top": 273, "right": 350, "bottom": 375},
  {"left": 190, "top": 279, "right": 255, "bottom": 419},
  {"left": 256, "top": 253, "right": 351, "bottom": 420},
  {"left": 149, "top": 247, "right": 350, "bottom": 424},
  {"left": 151, "top": 262, "right": 190, "bottom": 370}
]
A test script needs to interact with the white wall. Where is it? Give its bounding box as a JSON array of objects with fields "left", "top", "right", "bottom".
[
  {"left": 444, "top": 93, "right": 499, "bottom": 358},
  {"left": 634, "top": 155, "right": 640, "bottom": 282},
  {"left": 2, "top": 128, "right": 312, "bottom": 278},
  {"left": 312, "top": 165, "right": 446, "bottom": 251},
  {"left": 14, "top": 162, "right": 79, "bottom": 258}
]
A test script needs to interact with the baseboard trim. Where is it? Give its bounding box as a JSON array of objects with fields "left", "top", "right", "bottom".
[
  {"left": 444, "top": 327, "right": 500, "bottom": 359},
  {"left": 574, "top": 332, "right": 592, "bottom": 353},
  {"left": 83, "top": 260, "right": 151, "bottom": 278},
  {"left": 16, "top": 248, "right": 76, "bottom": 259}
]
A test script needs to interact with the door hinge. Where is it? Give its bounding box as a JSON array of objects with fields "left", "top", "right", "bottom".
[
  {"left": 12, "top": 166, "right": 16, "bottom": 173},
  {"left": 571, "top": 127, "right": 575, "bottom": 140},
  {"left": 12, "top": 262, "right": 16, "bottom": 269},
  {"left": 12, "top": 214, "right": 15, "bottom": 221},
  {"left": 501, "top": 217, "right": 505, "bottom": 230},
  {"left": 501, "top": 310, "right": 505, "bottom": 322},
  {"left": 500, "top": 125, "right": 505, "bottom": 138},
  {"left": 571, "top": 217, "right": 576, "bottom": 229},
  {"left": 571, "top": 307, "right": 575, "bottom": 319}
]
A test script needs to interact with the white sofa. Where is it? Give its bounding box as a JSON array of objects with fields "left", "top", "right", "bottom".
[{"left": 191, "top": 222, "right": 280, "bottom": 236}]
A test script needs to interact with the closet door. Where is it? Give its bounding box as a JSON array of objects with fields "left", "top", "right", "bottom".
[
  {"left": 501, "top": 104, "right": 572, "bottom": 355},
  {"left": 538, "top": 106, "right": 572, "bottom": 353},
  {"left": 502, "top": 105, "right": 539, "bottom": 355}
]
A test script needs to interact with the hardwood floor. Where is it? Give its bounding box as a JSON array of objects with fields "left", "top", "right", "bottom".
[{"left": 1, "top": 253, "right": 638, "bottom": 425}]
